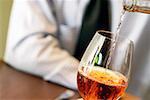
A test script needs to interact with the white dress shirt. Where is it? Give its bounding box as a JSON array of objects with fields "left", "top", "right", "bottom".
[{"left": 4, "top": 0, "right": 90, "bottom": 89}]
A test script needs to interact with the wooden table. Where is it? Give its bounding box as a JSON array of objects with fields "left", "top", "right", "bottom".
[{"left": 0, "top": 60, "right": 140, "bottom": 100}]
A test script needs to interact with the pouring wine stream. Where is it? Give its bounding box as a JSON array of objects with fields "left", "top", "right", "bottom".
[{"left": 106, "top": 10, "right": 127, "bottom": 69}]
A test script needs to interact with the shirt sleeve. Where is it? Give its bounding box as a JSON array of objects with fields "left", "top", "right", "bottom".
[{"left": 4, "top": 0, "right": 79, "bottom": 89}]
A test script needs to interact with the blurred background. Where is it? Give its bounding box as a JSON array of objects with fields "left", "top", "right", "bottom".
[
  {"left": 0, "top": 0, "right": 12, "bottom": 59},
  {"left": 0, "top": 0, "right": 149, "bottom": 99}
]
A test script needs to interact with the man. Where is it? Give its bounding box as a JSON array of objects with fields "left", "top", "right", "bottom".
[{"left": 4, "top": 0, "right": 110, "bottom": 89}]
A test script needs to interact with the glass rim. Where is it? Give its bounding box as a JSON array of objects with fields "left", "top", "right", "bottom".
[{"left": 96, "top": 30, "right": 134, "bottom": 44}]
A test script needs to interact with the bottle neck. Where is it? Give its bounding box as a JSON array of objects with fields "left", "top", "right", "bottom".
[{"left": 123, "top": 0, "right": 150, "bottom": 14}]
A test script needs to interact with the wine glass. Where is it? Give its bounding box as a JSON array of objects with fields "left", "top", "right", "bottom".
[{"left": 77, "top": 30, "right": 134, "bottom": 100}]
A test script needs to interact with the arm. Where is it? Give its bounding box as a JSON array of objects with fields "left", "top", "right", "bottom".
[{"left": 4, "top": 0, "right": 79, "bottom": 89}]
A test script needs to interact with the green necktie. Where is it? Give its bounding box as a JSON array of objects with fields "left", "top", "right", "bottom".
[{"left": 74, "top": 0, "right": 111, "bottom": 60}]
